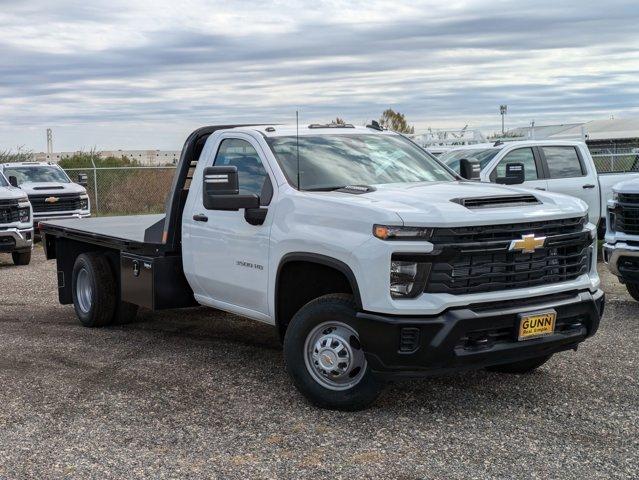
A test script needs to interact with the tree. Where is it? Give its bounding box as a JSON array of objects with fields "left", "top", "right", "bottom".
[
  {"left": 333, "top": 117, "right": 346, "bottom": 125},
  {"left": 0, "top": 146, "right": 33, "bottom": 163},
  {"left": 378, "top": 109, "right": 415, "bottom": 134},
  {"left": 58, "top": 149, "right": 140, "bottom": 169}
]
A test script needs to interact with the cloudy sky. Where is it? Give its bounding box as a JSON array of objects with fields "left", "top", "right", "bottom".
[{"left": 1, "top": 0, "right": 638, "bottom": 151}]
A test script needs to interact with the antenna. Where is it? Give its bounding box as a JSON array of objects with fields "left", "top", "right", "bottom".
[{"left": 296, "top": 110, "right": 301, "bottom": 190}]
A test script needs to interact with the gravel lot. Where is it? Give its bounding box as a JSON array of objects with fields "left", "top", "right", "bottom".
[{"left": 0, "top": 247, "right": 637, "bottom": 479}]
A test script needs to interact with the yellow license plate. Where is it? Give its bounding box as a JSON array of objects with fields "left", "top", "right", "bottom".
[{"left": 518, "top": 310, "right": 556, "bottom": 341}]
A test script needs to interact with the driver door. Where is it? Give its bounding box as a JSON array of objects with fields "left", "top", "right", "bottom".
[{"left": 184, "top": 135, "right": 274, "bottom": 318}]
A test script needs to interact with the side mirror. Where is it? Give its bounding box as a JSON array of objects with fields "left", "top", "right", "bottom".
[
  {"left": 459, "top": 158, "right": 481, "bottom": 180},
  {"left": 8, "top": 176, "right": 18, "bottom": 187},
  {"left": 202, "top": 166, "right": 259, "bottom": 211},
  {"left": 77, "top": 173, "right": 88, "bottom": 187},
  {"left": 496, "top": 162, "right": 525, "bottom": 185}
]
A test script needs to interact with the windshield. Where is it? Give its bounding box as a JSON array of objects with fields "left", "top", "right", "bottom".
[
  {"left": 266, "top": 134, "right": 455, "bottom": 190},
  {"left": 440, "top": 148, "right": 500, "bottom": 173},
  {"left": 0, "top": 173, "right": 8, "bottom": 187},
  {"left": 3, "top": 165, "right": 70, "bottom": 185}
]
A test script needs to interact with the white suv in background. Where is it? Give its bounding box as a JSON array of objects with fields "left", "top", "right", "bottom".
[
  {"left": 1, "top": 162, "right": 90, "bottom": 230},
  {"left": 0, "top": 171, "right": 33, "bottom": 265}
]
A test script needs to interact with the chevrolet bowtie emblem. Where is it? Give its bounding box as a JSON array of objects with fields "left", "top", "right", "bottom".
[
  {"left": 509, "top": 233, "right": 546, "bottom": 253},
  {"left": 45, "top": 196, "right": 59, "bottom": 203}
]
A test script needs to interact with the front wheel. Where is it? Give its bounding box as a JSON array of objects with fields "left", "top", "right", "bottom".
[
  {"left": 486, "top": 354, "right": 553, "bottom": 374},
  {"left": 283, "top": 294, "right": 382, "bottom": 411},
  {"left": 625, "top": 282, "right": 639, "bottom": 302}
]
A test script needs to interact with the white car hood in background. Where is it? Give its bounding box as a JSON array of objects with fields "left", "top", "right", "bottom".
[
  {"left": 0, "top": 185, "right": 30, "bottom": 201},
  {"left": 19, "top": 182, "right": 87, "bottom": 196},
  {"left": 322, "top": 181, "right": 588, "bottom": 226},
  {"left": 612, "top": 177, "right": 639, "bottom": 194}
]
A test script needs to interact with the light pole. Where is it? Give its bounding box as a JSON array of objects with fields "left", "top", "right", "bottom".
[{"left": 500, "top": 105, "right": 507, "bottom": 135}]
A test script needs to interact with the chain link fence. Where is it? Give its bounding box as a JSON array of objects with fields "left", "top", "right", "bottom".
[
  {"left": 63, "top": 166, "right": 176, "bottom": 216},
  {"left": 590, "top": 147, "right": 639, "bottom": 174}
]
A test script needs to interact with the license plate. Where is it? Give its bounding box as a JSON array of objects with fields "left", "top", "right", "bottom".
[{"left": 518, "top": 310, "right": 556, "bottom": 341}]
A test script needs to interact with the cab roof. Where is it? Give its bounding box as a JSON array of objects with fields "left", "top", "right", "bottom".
[{"left": 228, "top": 124, "right": 395, "bottom": 137}]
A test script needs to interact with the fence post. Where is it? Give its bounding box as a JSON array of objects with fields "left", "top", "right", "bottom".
[{"left": 90, "top": 158, "right": 99, "bottom": 215}]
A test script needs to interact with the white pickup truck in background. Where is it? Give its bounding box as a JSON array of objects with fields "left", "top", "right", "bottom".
[
  {"left": 1, "top": 162, "right": 91, "bottom": 231},
  {"left": 603, "top": 177, "right": 639, "bottom": 301},
  {"left": 440, "top": 141, "right": 639, "bottom": 237},
  {"left": 0, "top": 171, "right": 33, "bottom": 265}
]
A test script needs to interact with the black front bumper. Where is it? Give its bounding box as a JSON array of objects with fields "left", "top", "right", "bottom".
[{"left": 355, "top": 289, "right": 604, "bottom": 379}]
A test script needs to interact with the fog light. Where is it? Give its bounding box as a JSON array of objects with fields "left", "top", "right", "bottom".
[{"left": 390, "top": 259, "right": 429, "bottom": 298}]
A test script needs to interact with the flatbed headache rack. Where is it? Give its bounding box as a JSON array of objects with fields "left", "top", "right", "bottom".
[{"left": 40, "top": 124, "right": 264, "bottom": 311}]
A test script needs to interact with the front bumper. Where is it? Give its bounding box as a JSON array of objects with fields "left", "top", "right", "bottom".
[
  {"left": 603, "top": 242, "right": 639, "bottom": 282},
  {"left": 0, "top": 227, "right": 34, "bottom": 252},
  {"left": 355, "top": 289, "right": 604, "bottom": 379}
]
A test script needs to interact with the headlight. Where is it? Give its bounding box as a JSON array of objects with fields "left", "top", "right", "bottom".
[
  {"left": 80, "top": 195, "right": 89, "bottom": 210},
  {"left": 374, "top": 224, "right": 431, "bottom": 240},
  {"left": 18, "top": 207, "right": 30, "bottom": 223},
  {"left": 390, "top": 257, "right": 430, "bottom": 298}
]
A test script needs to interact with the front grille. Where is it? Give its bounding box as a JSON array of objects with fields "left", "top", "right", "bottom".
[
  {"left": 430, "top": 216, "right": 586, "bottom": 244},
  {"left": 423, "top": 217, "right": 591, "bottom": 295},
  {"left": 0, "top": 200, "right": 19, "bottom": 224},
  {"left": 615, "top": 194, "right": 639, "bottom": 235},
  {"left": 29, "top": 193, "right": 82, "bottom": 213}
]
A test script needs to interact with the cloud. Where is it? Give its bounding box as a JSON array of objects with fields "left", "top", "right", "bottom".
[{"left": 0, "top": 0, "right": 638, "bottom": 150}]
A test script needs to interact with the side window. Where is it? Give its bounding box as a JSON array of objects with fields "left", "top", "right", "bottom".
[
  {"left": 213, "top": 138, "right": 270, "bottom": 200},
  {"left": 542, "top": 146, "right": 584, "bottom": 178},
  {"left": 494, "top": 148, "right": 539, "bottom": 180}
]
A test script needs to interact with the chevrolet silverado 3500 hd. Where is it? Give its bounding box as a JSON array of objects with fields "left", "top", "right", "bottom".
[
  {"left": 604, "top": 178, "right": 639, "bottom": 301},
  {"left": 0, "top": 171, "right": 33, "bottom": 265},
  {"left": 40, "top": 124, "right": 604, "bottom": 410}
]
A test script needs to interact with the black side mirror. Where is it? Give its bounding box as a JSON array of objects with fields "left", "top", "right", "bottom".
[
  {"left": 496, "top": 162, "right": 525, "bottom": 185},
  {"left": 202, "top": 166, "right": 259, "bottom": 211},
  {"left": 459, "top": 158, "right": 481, "bottom": 180},
  {"left": 8, "top": 176, "right": 18, "bottom": 187},
  {"left": 77, "top": 173, "right": 88, "bottom": 187}
]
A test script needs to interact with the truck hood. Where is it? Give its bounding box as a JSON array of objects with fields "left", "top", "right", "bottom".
[
  {"left": 19, "top": 182, "right": 87, "bottom": 196},
  {"left": 0, "top": 185, "right": 30, "bottom": 202},
  {"left": 321, "top": 181, "right": 588, "bottom": 226},
  {"left": 612, "top": 177, "right": 639, "bottom": 194}
]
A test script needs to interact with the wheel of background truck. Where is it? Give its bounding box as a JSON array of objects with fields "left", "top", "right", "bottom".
[
  {"left": 11, "top": 250, "right": 31, "bottom": 266},
  {"left": 625, "top": 282, "right": 639, "bottom": 302},
  {"left": 284, "top": 294, "right": 382, "bottom": 411},
  {"left": 486, "top": 354, "right": 553, "bottom": 374},
  {"left": 72, "top": 252, "right": 117, "bottom": 327}
]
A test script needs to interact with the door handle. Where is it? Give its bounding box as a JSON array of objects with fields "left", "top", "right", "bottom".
[
  {"left": 193, "top": 214, "right": 208, "bottom": 222},
  {"left": 535, "top": 187, "right": 546, "bottom": 191},
  {"left": 583, "top": 184, "right": 596, "bottom": 189}
]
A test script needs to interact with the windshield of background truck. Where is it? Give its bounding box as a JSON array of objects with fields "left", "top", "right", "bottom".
[
  {"left": 0, "top": 173, "right": 8, "bottom": 187},
  {"left": 266, "top": 134, "right": 454, "bottom": 190},
  {"left": 3, "top": 166, "right": 70, "bottom": 185},
  {"left": 440, "top": 148, "right": 500, "bottom": 173}
]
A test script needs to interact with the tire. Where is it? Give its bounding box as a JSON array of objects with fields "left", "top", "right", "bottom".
[
  {"left": 486, "top": 354, "right": 553, "bottom": 374},
  {"left": 12, "top": 250, "right": 31, "bottom": 266},
  {"left": 625, "top": 282, "right": 639, "bottom": 302},
  {"left": 283, "top": 294, "right": 382, "bottom": 411},
  {"left": 72, "top": 252, "right": 117, "bottom": 327}
]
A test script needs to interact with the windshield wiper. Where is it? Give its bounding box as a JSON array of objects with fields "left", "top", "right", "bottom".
[{"left": 302, "top": 186, "right": 347, "bottom": 192}]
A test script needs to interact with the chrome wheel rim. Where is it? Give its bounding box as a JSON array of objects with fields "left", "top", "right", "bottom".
[
  {"left": 76, "top": 267, "right": 93, "bottom": 314},
  {"left": 303, "top": 321, "right": 367, "bottom": 391}
]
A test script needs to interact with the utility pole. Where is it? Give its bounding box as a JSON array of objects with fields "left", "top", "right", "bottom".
[
  {"left": 46, "top": 128, "right": 53, "bottom": 155},
  {"left": 499, "top": 105, "right": 507, "bottom": 135}
]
